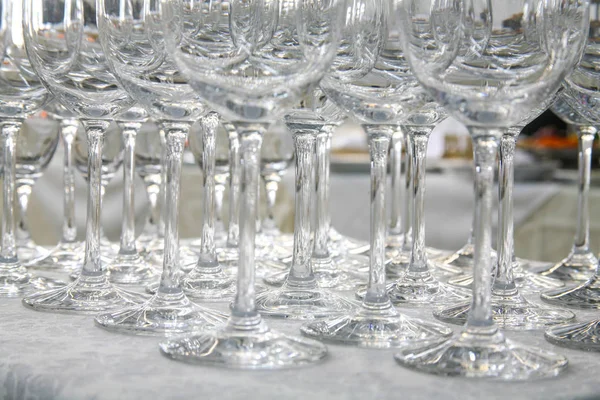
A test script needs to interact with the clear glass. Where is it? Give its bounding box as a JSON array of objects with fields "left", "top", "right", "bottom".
[
  {"left": 93, "top": 0, "right": 227, "bottom": 335},
  {"left": 22, "top": 0, "right": 148, "bottom": 313},
  {"left": 393, "top": 0, "right": 587, "bottom": 379},
  {"left": 103, "top": 107, "right": 159, "bottom": 285},
  {"left": 0, "top": 0, "right": 63, "bottom": 297},
  {"left": 255, "top": 127, "right": 356, "bottom": 319},
  {"left": 301, "top": 124, "right": 452, "bottom": 348},
  {"left": 15, "top": 112, "right": 60, "bottom": 264},
  {"left": 538, "top": 97, "right": 598, "bottom": 281},
  {"left": 158, "top": 0, "right": 343, "bottom": 368},
  {"left": 27, "top": 103, "right": 85, "bottom": 272}
]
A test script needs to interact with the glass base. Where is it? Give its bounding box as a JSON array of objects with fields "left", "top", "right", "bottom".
[
  {"left": 180, "top": 265, "right": 237, "bottom": 302},
  {"left": 434, "top": 292, "right": 576, "bottom": 330},
  {"left": 0, "top": 259, "right": 65, "bottom": 297},
  {"left": 541, "top": 275, "right": 600, "bottom": 309},
  {"left": 274, "top": 232, "right": 295, "bottom": 248},
  {"left": 394, "top": 326, "right": 568, "bottom": 380},
  {"left": 388, "top": 271, "right": 470, "bottom": 306},
  {"left": 26, "top": 241, "right": 85, "bottom": 272},
  {"left": 254, "top": 258, "right": 289, "bottom": 279},
  {"left": 433, "top": 243, "right": 475, "bottom": 269},
  {"left": 539, "top": 251, "right": 597, "bottom": 282},
  {"left": 448, "top": 271, "right": 564, "bottom": 292},
  {"left": 329, "top": 228, "right": 369, "bottom": 255},
  {"left": 216, "top": 246, "right": 239, "bottom": 265},
  {"left": 256, "top": 243, "right": 292, "bottom": 261},
  {"left": 145, "top": 245, "right": 198, "bottom": 273},
  {"left": 105, "top": 253, "right": 159, "bottom": 285},
  {"left": 159, "top": 316, "right": 327, "bottom": 369},
  {"left": 17, "top": 240, "right": 50, "bottom": 265},
  {"left": 545, "top": 319, "right": 600, "bottom": 351},
  {"left": 300, "top": 301, "right": 452, "bottom": 349},
  {"left": 255, "top": 284, "right": 357, "bottom": 320},
  {"left": 94, "top": 289, "right": 227, "bottom": 336},
  {"left": 386, "top": 251, "right": 410, "bottom": 279},
  {"left": 22, "top": 274, "right": 149, "bottom": 314},
  {"left": 264, "top": 255, "right": 366, "bottom": 291}
]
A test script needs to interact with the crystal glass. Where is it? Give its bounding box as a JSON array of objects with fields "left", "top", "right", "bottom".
[
  {"left": 28, "top": 102, "right": 85, "bottom": 272},
  {"left": 15, "top": 111, "right": 60, "bottom": 264},
  {"left": 393, "top": 0, "right": 587, "bottom": 379},
  {"left": 0, "top": 0, "right": 64, "bottom": 297},
  {"left": 102, "top": 106, "right": 160, "bottom": 285},
  {"left": 93, "top": 0, "right": 230, "bottom": 335},
  {"left": 158, "top": 0, "right": 345, "bottom": 368},
  {"left": 537, "top": 97, "right": 598, "bottom": 281},
  {"left": 435, "top": 104, "right": 575, "bottom": 330},
  {"left": 22, "top": 0, "right": 148, "bottom": 313}
]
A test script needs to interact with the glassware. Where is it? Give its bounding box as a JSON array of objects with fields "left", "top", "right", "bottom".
[
  {"left": 22, "top": 0, "right": 148, "bottom": 313},
  {"left": 0, "top": 0, "right": 64, "bottom": 297},
  {"left": 393, "top": 0, "right": 587, "bottom": 379},
  {"left": 537, "top": 97, "right": 598, "bottom": 282},
  {"left": 158, "top": 0, "right": 344, "bottom": 368},
  {"left": 93, "top": 0, "right": 230, "bottom": 335},
  {"left": 27, "top": 103, "right": 85, "bottom": 272},
  {"left": 15, "top": 112, "right": 60, "bottom": 264},
  {"left": 102, "top": 106, "right": 160, "bottom": 285}
]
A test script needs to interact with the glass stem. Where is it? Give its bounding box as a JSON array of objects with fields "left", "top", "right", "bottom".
[
  {"left": 229, "top": 123, "right": 266, "bottom": 322},
  {"left": 407, "top": 127, "right": 433, "bottom": 274},
  {"left": 116, "top": 121, "right": 141, "bottom": 256},
  {"left": 363, "top": 124, "right": 393, "bottom": 306},
  {"left": 494, "top": 130, "right": 519, "bottom": 292},
  {"left": 157, "top": 122, "right": 190, "bottom": 293},
  {"left": 0, "top": 120, "right": 22, "bottom": 264},
  {"left": 157, "top": 129, "right": 167, "bottom": 241},
  {"left": 197, "top": 112, "right": 220, "bottom": 269},
  {"left": 401, "top": 129, "right": 413, "bottom": 254},
  {"left": 214, "top": 175, "right": 227, "bottom": 236},
  {"left": 313, "top": 125, "right": 333, "bottom": 258},
  {"left": 573, "top": 126, "right": 595, "bottom": 251},
  {"left": 141, "top": 178, "right": 161, "bottom": 240},
  {"left": 80, "top": 120, "right": 111, "bottom": 277},
  {"left": 261, "top": 174, "right": 280, "bottom": 234},
  {"left": 285, "top": 129, "right": 317, "bottom": 289},
  {"left": 60, "top": 119, "right": 78, "bottom": 243},
  {"left": 466, "top": 131, "right": 500, "bottom": 329},
  {"left": 388, "top": 127, "right": 404, "bottom": 243},
  {"left": 226, "top": 125, "right": 241, "bottom": 250},
  {"left": 16, "top": 180, "right": 33, "bottom": 245}
]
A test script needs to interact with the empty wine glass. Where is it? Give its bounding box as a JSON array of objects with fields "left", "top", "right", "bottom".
[
  {"left": 93, "top": 0, "right": 230, "bottom": 335},
  {"left": 22, "top": 0, "right": 148, "bottom": 313},
  {"left": 27, "top": 102, "right": 86, "bottom": 272},
  {"left": 0, "top": 0, "right": 64, "bottom": 297},
  {"left": 393, "top": 0, "right": 588, "bottom": 379},
  {"left": 537, "top": 96, "right": 598, "bottom": 281},
  {"left": 158, "top": 0, "right": 345, "bottom": 368},
  {"left": 15, "top": 111, "right": 60, "bottom": 264}
]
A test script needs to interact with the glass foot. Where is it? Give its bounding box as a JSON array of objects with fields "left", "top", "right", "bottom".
[
  {"left": 432, "top": 243, "right": 475, "bottom": 269},
  {"left": 539, "top": 251, "right": 597, "bottom": 282},
  {"left": 541, "top": 275, "right": 600, "bottom": 309},
  {"left": 448, "top": 271, "right": 564, "bottom": 293},
  {"left": 254, "top": 257, "right": 289, "bottom": 279},
  {"left": 0, "top": 260, "right": 65, "bottom": 297},
  {"left": 159, "top": 316, "right": 327, "bottom": 369},
  {"left": 145, "top": 245, "right": 198, "bottom": 273},
  {"left": 394, "top": 327, "right": 568, "bottom": 380},
  {"left": 256, "top": 243, "right": 292, "bottom": 261},
  {"left": 386, "top": 251, "right": 410, "bottom": 279},
  {"left": 434, "top": 292, "right": 576, "bottom": 330},
  {"left": 329, "top": 228, "right": 369, "bottom": 255},
  {"left": 255, "top": 284, "right": 357, "bottom": 320},
  {"left": 26, "top": 241, "right": 85, "bottom": 272},
  {"left": 22, "top": 274, "right": 149, "bottom": 314},
  {"left": 545, "top": 319, "right": 600, "bottom": 351},
  {"left": 388, "top": 271, "right": 470, "bottom": 306},
  {"left": 17, "top": 240, "right": 49, "bottom": 265},
  {"left": 94, "top": 289, "right": 227, "bottom": 336},
  {"left": 105, "top": 253, "right": 159, "bottom": 285},
  {"left": 180, "top": 266, "right": 237, "bottom": 302},
  {"left": 216, "top": 246, "right": 239, "bottom": 265},
  {"left": 300, "top": 302, "right": 452, "bottom": 349},
  {"left": 274, "top": 232, "right": 294, "bottom": 249}
]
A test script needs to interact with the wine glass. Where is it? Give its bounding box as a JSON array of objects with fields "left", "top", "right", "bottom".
[
  {"left": 27, "top": 102, "right": 85, "bottom": 272},
  {"left": 158, "top": 0, "right": 345, "bottom": 368},
  {"left": 0, "top": 0, "right": 64, "bottom": 297},
  {"left": 22, "top": 0, "right": 148, "bottom": 313},
  {"left": 537, "top": 96, "right": 598, "bottom": 281},
  {"left": 393, "top": 0, "right": 588, "bottom": 379},
  {"left": 15, "top": 111, "right": 60, "bottom": 264},
  {"left": 93, "top": 0, "right": 231, "bottom": 335}
]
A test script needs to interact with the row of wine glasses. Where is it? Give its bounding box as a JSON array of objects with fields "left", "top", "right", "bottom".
[{"left": 0, "top": 0, "right": 597, "bottom": 381}]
